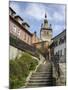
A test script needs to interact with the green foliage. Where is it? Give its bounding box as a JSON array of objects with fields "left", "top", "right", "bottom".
[
  {"left": 9, "top": 60, "right": 22, "bottom": 77},
  {"left": 9, "top": 52, "right": 38, "bottom": 89},
  {"left": 18, "top": 53, "right": 38, "bottom": 70},
  {"left": 29, "top": 58, "right": 38, "bottom": 70},
  {"left": 9, "top": 60, "right": 25, "bottom": 89}
]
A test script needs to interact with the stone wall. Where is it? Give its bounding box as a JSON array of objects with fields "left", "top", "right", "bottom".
[
  {"left": 9, "top": 45, "right": 24, "bottom": 60},
  {"left": 57, "top": 63, "right": 66, "bottom": 85},
  {"left": 52, "top": 62, "right": 66, "bottom": 86}
]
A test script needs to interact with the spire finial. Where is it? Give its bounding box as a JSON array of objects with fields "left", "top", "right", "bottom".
[
  {"left": 50, "top": 24, "right": 51, "bottom": 27},
  {"left": 45, "top": 13, "right": 47, "bottom": 18}
]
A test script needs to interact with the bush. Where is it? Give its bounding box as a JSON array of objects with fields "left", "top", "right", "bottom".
[
  {"left": 9, "top": 75, "right": 25, "bottom": 89},
  {"left": 18, "top": 53, "right": 38, "bottom": 70},
  {"left": 9, "top": 60, "right": 25, "bottom": 89},
  {"left": 9, "top": 60, "right": 22, "bottom": 77},
  {"left": 29, "top": 58, "right": 38, "bottom": 70},
  {"left": 16, "top": 59, "right": 29, "bottom": 77},
  {"left": 9, "top": 52, "right": 38, "bottom": 89}
]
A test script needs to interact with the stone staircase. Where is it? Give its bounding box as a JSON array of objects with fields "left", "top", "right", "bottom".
[{"left": 26, "top": 61, "right": 56, "bottom": 87}]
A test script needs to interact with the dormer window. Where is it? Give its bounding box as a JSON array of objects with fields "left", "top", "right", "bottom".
[
  {"left": 14, "top": 15, "right": 23, "bottom": 24},
  {"left": 22, "top": 22, "right": 30, "bottom": 30},
  {"left": 9, "top": 7, "right": 16, "bottom": 17}
]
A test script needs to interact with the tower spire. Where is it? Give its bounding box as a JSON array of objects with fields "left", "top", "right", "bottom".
[{"left": 45, "top": 13, "right": 47, "bottom": 18}]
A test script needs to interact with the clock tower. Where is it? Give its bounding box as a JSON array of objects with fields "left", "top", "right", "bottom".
[{"left": 40, "top": 14, "right": 52, "bottom": 42}]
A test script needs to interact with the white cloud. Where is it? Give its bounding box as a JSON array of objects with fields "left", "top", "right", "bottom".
[
  {"left": 53, "top": 24, "right": 65, "bottom": 37},
  {"left": 54, "top": 24, "right": 63, "bottom": 30},
  {"left": 9, "top": 2, "right": 66, "bottom": 37},
  {"left": 23, "top": 3, "right": 46, "bottom": 20},
  {"left": 9, "top": 2, "right": 65, "bottom": 23},
  {"left": 53, "top": 12, "right": 63, "bottom": 21},
  {"left": 53, "top": 5, "right": 65, "bottom": 22}
]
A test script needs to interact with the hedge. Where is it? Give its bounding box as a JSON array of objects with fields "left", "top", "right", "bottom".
[{"left": 9, "top": 52, "right": 38, "bottom": 89}]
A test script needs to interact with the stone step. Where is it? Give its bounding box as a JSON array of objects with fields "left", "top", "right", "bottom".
[
  {"left": 37, "top": 68, "right": 52, "bottom": 71},
  {"left": 32, "top": 72, "right": 52, "bottom": 74},
  {"left": 27, "top": 82, "right": 53, "bottom": 87},
  {"left": 26, "top": 85, "right": 52, "bottom": 88},
  {"left": 37, "top": 65, "right": 51, "bottom": 69},
  {"left": 37, "top": 66, "right": 52, "bottom": 69},
  {"left": 32, "top": 72, "right": 52, "bottom": 75},
  {"left": 37, "top": 69, "right": 52, "bottom": 72},
  {"left": 28, "top": 79, "right": 53, "bottom": 83},
  {"left": 40, "top": 65, "right": 52, "bottom": 67},
  {"left": 30, "top": 77, "right": 53, "bottom": 80},
  {"left": 31, "top": 73, "right": 52, "bottom": 77}
]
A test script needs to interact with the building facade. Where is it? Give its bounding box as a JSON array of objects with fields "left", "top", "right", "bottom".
[
  {"left": 51, "top": 30, "right": 66, "bottom": 85},
  {"left": 9, "top": 8, "right": 33, "bottom": 45},
  {"left": 9, "top": 7, "right": 39, "bottom": 59},
  {"left": 32, "top": 31, "right": 40, "bottom": 44},
  {"left": 52, "top": 30, "right": 66, "bottom": 62}
]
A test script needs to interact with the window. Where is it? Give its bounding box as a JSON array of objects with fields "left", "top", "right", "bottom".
[
  {"left": 54, "top": 40, "right": 58, "bottom": 47},
  {"left": 27, "top": 36, "right": 29, "bottom": 43},
  {"left": 64, "top": 36, "right": 66, "bottom": 42},
  {"left": 28, "top": 37, "right": 31, "bottom": 45},
  {"left": 17, "top": 30, "right": 21, "bottom": 36},
  {"left": 56, "top": 52, "right": 58, "bottom": 55},
  {"left": 13, "top": 26, "right": 16, "bottom": 33},
  {"left": 64, "top": 48, "right": 66, "bottom": 56},
  {"left": 24, "top": 32, "right": 26, "bottom": 40},
  {"left": 58, "top": 50, "right": 59, "bottom": 55},
  {"left": 59, "top": 37, "right": 65, "bottom": 44},
  {"left": 60, "top": 50, "right": 62, "bottom": 56}
]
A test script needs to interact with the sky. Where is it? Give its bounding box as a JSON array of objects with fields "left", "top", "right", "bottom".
[{"left": 9, "top": 1, "right": 66, "bottom": 38}]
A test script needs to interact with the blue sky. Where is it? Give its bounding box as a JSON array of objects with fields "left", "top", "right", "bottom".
[{"left": 9, "top": 1, "right": 66, "bottom": 38}]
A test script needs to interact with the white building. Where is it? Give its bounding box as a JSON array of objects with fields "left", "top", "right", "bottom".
[
  {"left": 52, "top": 30, "right": 66, "bottom": 85},
  {"left": 52, "top": 30, "right": 66, "bottom": 62}
]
